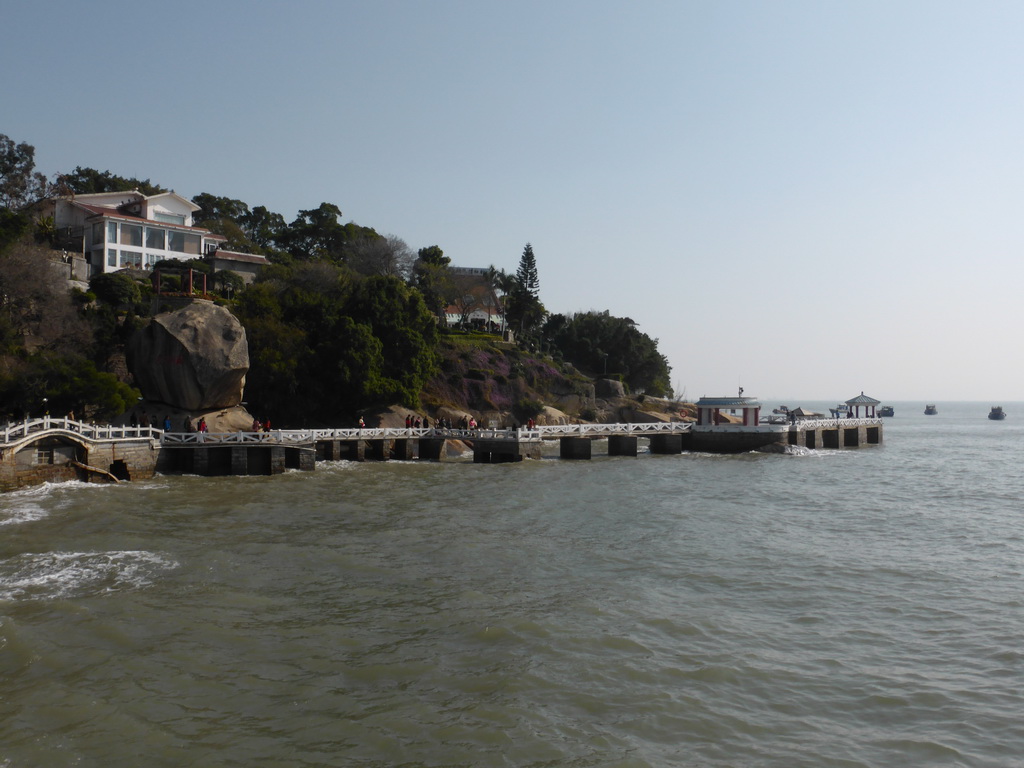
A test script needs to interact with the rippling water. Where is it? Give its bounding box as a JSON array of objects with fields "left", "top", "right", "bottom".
[{"left": 2, "top": 402, "right": 1023, "bottom": 767}]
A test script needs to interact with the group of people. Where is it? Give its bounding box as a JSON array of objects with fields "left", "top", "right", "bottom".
[
  {"left": 251, "top": 418, "right": 272, "bottom": 432},
  {"left": 182, "top": 417, "right": 208, "bottom": 433},
  {"left": 126, "top": 409, "right": 218, "bottom": 434}
]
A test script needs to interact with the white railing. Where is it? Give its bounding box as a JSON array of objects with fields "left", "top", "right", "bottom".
[
  {"left": 792, "top": 418, "right": 883, "bottom": 430},
  {"left": 161, "top": 422, "right": 693, "bottom": 445},
  {"left": 1, "top": 418, "right": 695, "bottom": 448},
  {"left": 1, "top": 417, "right": 161, "bottom": 445}
]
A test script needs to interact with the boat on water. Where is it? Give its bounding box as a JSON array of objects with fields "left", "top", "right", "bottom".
[
  {"left": 879, "top": 405, "right": 894, "bottom": 417},
  {"left": 988, "top": 406, "right": 1006, "bottom": 420},
  {"left": 829, "top": 404, "right": 850, "bottom": 418},
  {"left": 924, "top": 404, "right": 938, "bottom": 415}
]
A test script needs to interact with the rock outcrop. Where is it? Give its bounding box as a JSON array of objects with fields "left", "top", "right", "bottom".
[{"left": 129, "top": 301, "right": 249, "bottom": 411}]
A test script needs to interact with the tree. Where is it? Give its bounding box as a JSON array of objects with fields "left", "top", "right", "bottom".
[
  {"left": 212, "top": 269, "right": 245, "bottom": 298},
  {"left": 412, "top": 245, "right": 456, "bottom": 323},
  {"left": 347, "top": 234, "right": 414, "bottom": 279},
  {"left": 191, "top": 193, "right": 250, "bottom": 224},
  {"left": 241, "top": 205, "right": 287, "bottom": 252},
  {"left": 0, "top": 234, "right": 93, "bottom": 355},
  {"left": 56, "top": 166, "right": 165, "bottom": 196},
  {"left": 279, "top": 202, "right": 346, "bottom": 263},
  {"left": 0, "top": 134, "right": 48, "bottom": 209},
  {"left": 90, "top": 272, "right": 142, "bottom": 309},
  {"left": 343, "top": 275, "right": 440, "bottom": 407},
  {"left": 504, "top": 243, "right": 546, "bottom": 343},
  {"left": 543, "top": 310, "right": 671, "bottom": 396},
  {"left": 516, "top": 242, "right": 540, "bottom": 297}
]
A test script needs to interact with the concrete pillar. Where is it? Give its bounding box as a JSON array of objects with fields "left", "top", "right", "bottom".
[
  {"left": 231, "top": 446, "right": 248, "bottom": 475},
  {"left": 608, "top": 435, "right": 638, "bottom": 457},
  {"left": 339, "top": 440, "right": 364, "bottom": 461},
  {"left": 366, "top": 440, "right": 389, "bottom": 461},
  {"left": 649, "top": 434, "right": 683, "bottom": 454},
  {"left": 317, "top": 440, "right": 342, "bottom": 460},
  {"left": 193, "top": 446, "right": 209, "bottom": 474},
  {"left": 270, "top": 446, "right": 286, "bottom": 474},
  {"left": 392, "top": 439, "right": 414, "bottom": 460},
  {"left": 559, "top": 437, "right": 592, "bottom": 460}
]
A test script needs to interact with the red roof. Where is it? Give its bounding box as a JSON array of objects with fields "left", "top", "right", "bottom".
[
  {"left": 72, "top": 201, "right": 216, "bottom": 236},
  {"left": 211, "top": 250, "right": 270, "bottom": 264}
]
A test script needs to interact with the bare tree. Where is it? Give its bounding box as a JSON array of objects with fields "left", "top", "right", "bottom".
[
  {"left": 348, "top": 234, "right": 415, "bottom": 280},
  {"left": 0, "top": 236, "right": 92, "bottom": 353}
]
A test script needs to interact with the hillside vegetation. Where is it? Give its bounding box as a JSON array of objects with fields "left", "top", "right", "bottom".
[{"left": 0, "top": 133, "right": 675, "bottom": 425}]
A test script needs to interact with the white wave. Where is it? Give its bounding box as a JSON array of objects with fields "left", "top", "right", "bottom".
[
  {"left": 0, "top": 503, "right": 48, "bottom": 527},
  {"left": 0, "top": 550, "right": 179, "bottom": 602}
]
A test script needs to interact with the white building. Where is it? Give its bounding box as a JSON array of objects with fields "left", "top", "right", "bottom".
[{"left": 51, "top": 191, "right": 228, "bottom": 276}]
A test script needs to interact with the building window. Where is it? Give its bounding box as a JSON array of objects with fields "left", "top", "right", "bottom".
[
  {"left": 168, "top": 231, "right": 201, "bottom": 255},
  {"left": 107, "top": 249, "right": 117, "bottom": 267},
  {"left": 92, "top": 222, "right": 103, "bottom": 246},
  {"left": 120, "top": 223, "right": 143, "bottom": 247},
  {"left": 120, "top": 251, "right": 142, "bottom": 268},
  {"left": 154, "top": 212, "right": 186, "bottom": 225},
  {"left": 145, "top": 227, "right": 165, "bottom": 250},
  {"left": 107, "top": 221, "right": 118, "bottom": 242}
]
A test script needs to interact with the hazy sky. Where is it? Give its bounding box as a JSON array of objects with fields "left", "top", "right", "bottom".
[{"left": 5, "top": 0, "right": 1022, "bottom": 401}]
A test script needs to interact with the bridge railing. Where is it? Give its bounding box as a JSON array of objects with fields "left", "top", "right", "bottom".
[
  {"left": 534, "top": 422, "right": 691, "bottom": 438},
  {"left": 793, "top": 418, "right": 883, "bottom": 430},
  {"left": 1, "top": 417, "right": 161, "bottom": 444},
  {"left": 157, "top": 422, "right": 693, "bottom": 445},
  {"left": 1, "top": 418, "right": 695, "bottom": 447}
]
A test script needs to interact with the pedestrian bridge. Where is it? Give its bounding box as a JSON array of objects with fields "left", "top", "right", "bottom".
[{"left": 0, "top": 415, "right": 879, "bottom": 487}]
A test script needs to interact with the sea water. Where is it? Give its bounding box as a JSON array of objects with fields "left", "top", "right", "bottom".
[{"left": 1, "top": 402, "right": 1023, "bottom": 767}]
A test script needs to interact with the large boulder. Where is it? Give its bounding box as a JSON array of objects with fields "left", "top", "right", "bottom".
[
  {"left": 129, "top": 301, "right": 249, "bottom": 411},
  {"left": 595, "top": 378, "right": 625, "bottom": 398}
]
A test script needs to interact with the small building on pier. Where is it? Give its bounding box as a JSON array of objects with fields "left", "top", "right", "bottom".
[{"left": 845, "top": 392, "right": 881, "bottom": 418}]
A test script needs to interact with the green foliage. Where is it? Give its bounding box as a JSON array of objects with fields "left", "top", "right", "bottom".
[
  {"left": 0, "top": 351, "right": 139, "bottom": 422},
  {"left": 544, "top": 311, "right": 671, "bottom": 396},
  {"left": 516, "top": 243, "right": 539, "bottom": 297},
  {"left": 417, "top": 245, "right": 448, "bottom": 267},
  {"left": 191, "top": 192, "right": 250, "bottom": 223},
  {"left": 234, "top": 265, "right": 440, "bottom": 423},
  {"left": 57, "top": 166, "right": 165, "bottom": 196},
  {"left": 412, "top": 251, "right": 457, "bottom": 323},
  {"left": 242, "top": 205, "right": 288, "bottom": 253},
  {"left": 213, "top": 269, "right": 245, "bottom": 298},
  {"left": 513, "top": 398, "right": 544, "bottom": 422},
  {"left": 275, "top": 202, "right": 382, "bottom": 266},
  {"left": 0, "top": 134, "right": 48, "bottom": 209},
  {"left": 89, "top": 272, "right": 142, "bottom": 308},
  {"left": 502, "top": 243, "right": 546, "bottom": 345},
  {"left": 0, "top": 209, "right": 31, "bottom": 252}
]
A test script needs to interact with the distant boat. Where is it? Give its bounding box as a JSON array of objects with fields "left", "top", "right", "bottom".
[
  {"left": 829, "top": 404, "right": 850, "bottom": 418},
  {"left": 879, "top": 405, "right": 894, "bottom": 417},
  {"left": 772, "top": 406, "right": 790, "bottom": 415},
  {"left": 988, "top": 406, "right": 1006, "bottom": 420},
  {"left": 924, "top": 404, "right": 938, "bottom": 415}
]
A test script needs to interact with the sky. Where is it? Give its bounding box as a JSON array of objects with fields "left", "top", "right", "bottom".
[{"left": 4, "top": 0, "right": 1023, "bottom": 401}]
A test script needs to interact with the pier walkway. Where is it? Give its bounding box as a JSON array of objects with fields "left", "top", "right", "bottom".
[{"left": 0, "top": 415, "right": 880, "bottom": 488}]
